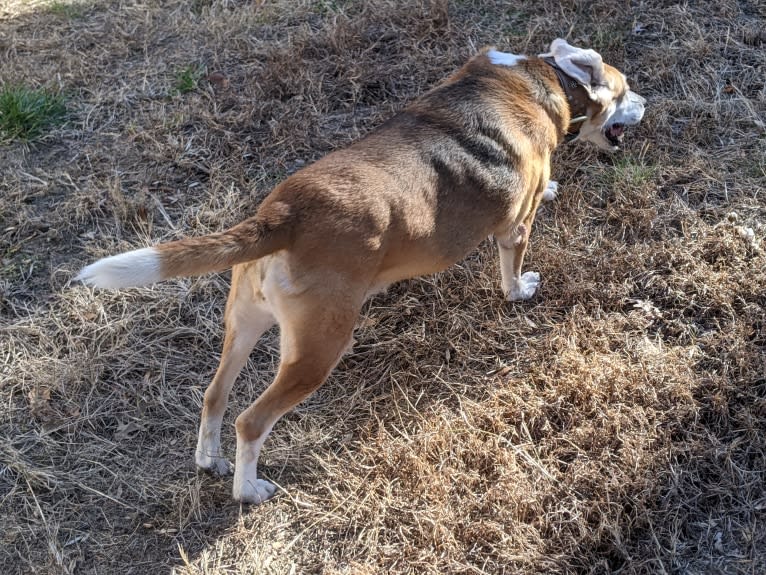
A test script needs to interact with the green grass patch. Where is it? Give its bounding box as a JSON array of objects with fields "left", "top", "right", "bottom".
[
  {"left": 173, "top": 64, "right": 205, "bottom": 95},
  {"left": 311, "top": 0, "right": 350, "bottom": 15},
  {"left": 606, "top": 156, "right": 658, "bottom": 188},
  {"left": 0, "top": 87, "right": 66, "bottom": 143},
  {"left": 47, "top": 0, "right": 85, "bottom": 18}
]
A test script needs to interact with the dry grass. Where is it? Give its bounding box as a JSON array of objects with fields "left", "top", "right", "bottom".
[{"left": 1, "top": 0, "right": 765, "bottom": 573}]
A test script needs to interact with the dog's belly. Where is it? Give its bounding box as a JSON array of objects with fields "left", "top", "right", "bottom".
[
  {"left": 374, "top": 256, "right": 450, "bottom": 287},
  {"left": 373, "top": 227, "right": 486, "bottom": 287}
]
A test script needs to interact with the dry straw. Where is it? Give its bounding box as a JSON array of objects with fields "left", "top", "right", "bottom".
[{"left": 1, "top": 0, "right": 764, "bottom": 573}]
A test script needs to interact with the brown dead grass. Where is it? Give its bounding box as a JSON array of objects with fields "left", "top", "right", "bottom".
[{"left": 1, "top": 0, "right": 765, "bottom": 573}]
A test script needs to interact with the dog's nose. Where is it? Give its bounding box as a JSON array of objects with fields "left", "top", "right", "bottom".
[
  {"left": 627, "top": 91, "right": 646, "bottom": 123},
  {"left": 629, "top": 91, "right": 646, "bottom": 106}
]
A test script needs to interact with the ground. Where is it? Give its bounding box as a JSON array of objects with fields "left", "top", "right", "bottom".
[{"left": 1, "top": 1, "right": 765, "bottom": 573}]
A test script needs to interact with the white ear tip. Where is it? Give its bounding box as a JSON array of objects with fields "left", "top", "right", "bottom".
[{"left": 550, "top": 38, "right": 569, "bottom": 51}]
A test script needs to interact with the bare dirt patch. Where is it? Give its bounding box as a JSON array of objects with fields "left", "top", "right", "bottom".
[{"left": 2, "top": 1, "right": 765, "bottom": 573}]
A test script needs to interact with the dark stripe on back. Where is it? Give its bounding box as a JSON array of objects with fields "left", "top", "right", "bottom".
[{"left": 401, "top": 105, "right": 523, "bottom": 198}]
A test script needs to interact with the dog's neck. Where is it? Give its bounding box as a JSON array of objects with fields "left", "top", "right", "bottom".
[{"left": 542, "top": 57, "right": 591, "bottom": 142}]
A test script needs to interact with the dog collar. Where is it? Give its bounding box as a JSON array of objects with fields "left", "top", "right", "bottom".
[{"left": 542, "top": 57, "right": 591, "bottom": 142}]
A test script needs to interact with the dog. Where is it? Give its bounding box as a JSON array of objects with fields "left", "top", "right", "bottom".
[{"left": 76, "top": 39, "right": 645, "bottom": 503}]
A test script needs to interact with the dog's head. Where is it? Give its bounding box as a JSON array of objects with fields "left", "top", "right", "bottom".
[{"left": 541, "top": 39, "right": 646, "bottom": 151}]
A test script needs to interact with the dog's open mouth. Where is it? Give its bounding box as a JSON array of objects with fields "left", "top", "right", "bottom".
[{"left": 605, "top": 123, "right": 625, "bottom": 146}]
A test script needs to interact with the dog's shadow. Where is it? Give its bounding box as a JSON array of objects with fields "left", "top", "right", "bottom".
[
  {"left": 59, "top": 247, "right": 758, "bottom": 574},
  {"left": 132, "top": 260, "right": 508, "bottom": 567}
]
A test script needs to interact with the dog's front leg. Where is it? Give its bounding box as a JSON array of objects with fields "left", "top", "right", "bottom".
[
  {"left": 497, "top": 219, "right": 540, "bottom": 301},
  {"left": 542, "top": 180, "right": 558, "bottom": 202}
]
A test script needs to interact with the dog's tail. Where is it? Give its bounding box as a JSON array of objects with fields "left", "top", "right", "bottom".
[{"left": 76, "top": 200, "right": 293, "bottom": 289}]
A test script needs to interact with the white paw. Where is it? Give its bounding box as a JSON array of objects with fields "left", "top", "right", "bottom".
[
  {"left": 233, "top": 478, "right": 277, "bottom": 504},
  {"left": 506, "top": 271, "right": 540, "bottom": 301},
  {"left": 542, "top": 180, "right": 558, "bottom": 202},
  {"left": 196, "top": 451, "right": 234, "bottom": 476},
  {"left": 232, "top": 433, "right": 272, "bottom": 503}
]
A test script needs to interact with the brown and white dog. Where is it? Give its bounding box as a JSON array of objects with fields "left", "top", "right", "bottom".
[{"left": 77, "top": 39, "right": 645, "bottom": 503}]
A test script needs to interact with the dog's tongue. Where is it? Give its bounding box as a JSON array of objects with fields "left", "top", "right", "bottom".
[{"left": 609, "top": 124, "right": 625, "bottom": 138}]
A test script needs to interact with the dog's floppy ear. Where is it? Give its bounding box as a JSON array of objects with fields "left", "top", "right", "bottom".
[{"left": 540, "top": 38, "right": 612, "bottom": 107}]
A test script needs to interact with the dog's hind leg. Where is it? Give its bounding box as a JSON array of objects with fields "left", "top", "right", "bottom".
[
  {"left": 231, "top": 285, "right": 362, "bottom": 504},
  {"left": 195, "top": 264, "right": 275, "bottom": 475}
]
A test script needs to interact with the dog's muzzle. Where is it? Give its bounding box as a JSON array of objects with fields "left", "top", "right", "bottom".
[{"left": 605, "top": 91, "right": 646, "bottom": 146}]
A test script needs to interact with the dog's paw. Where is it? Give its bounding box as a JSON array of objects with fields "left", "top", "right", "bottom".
[
  {"left": 542, "top": 180, "right": 558, "bottom": 202},
  {"left": 233, "top": 478, "right": 277, "bottom": 504},
  {"left": 506, "top": 271, "right": 540, "bottom": 301},
  {"left": 196, "top": 452, "right": 234, "bottom": 476}
]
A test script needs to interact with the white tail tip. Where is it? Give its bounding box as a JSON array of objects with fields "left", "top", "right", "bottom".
[{"left": 76, "top": 247, "right": 162, "bottom": 289}]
